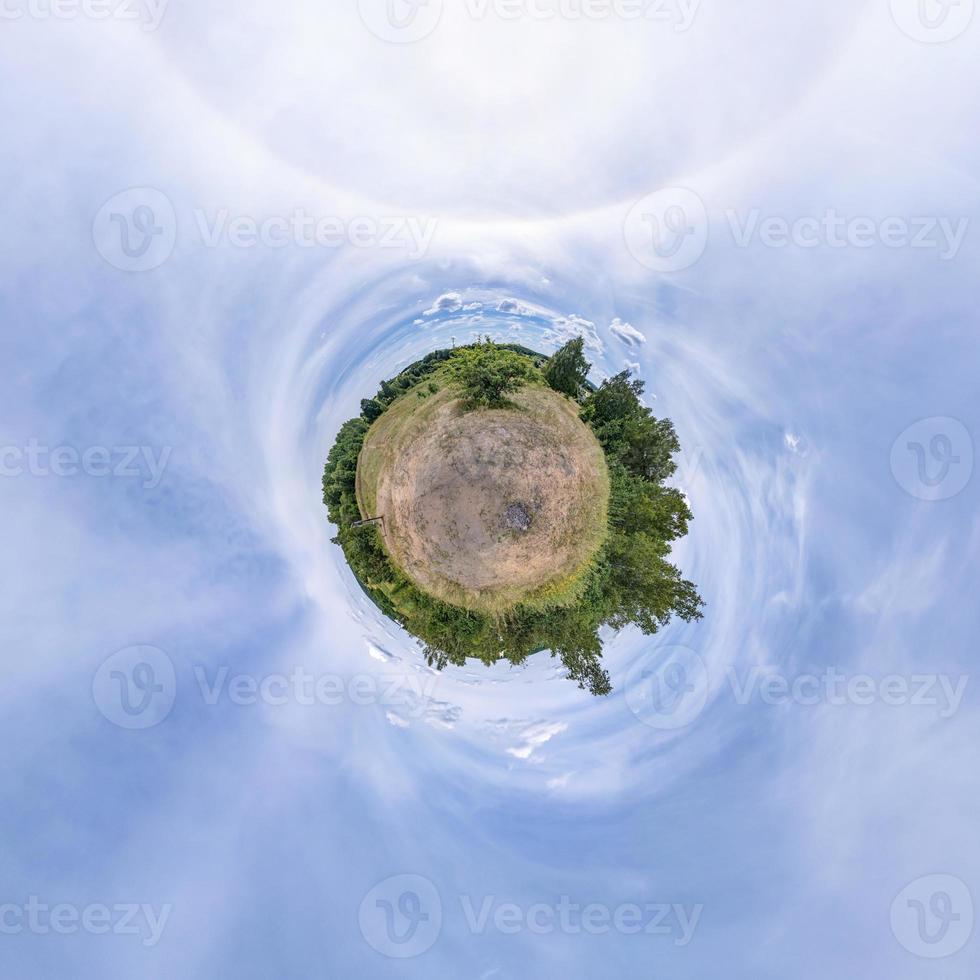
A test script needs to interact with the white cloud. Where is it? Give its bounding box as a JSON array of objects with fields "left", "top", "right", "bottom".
[
  {"left": 505, "top": 721, "right": 568, "bottom": 760},
  {"left": 609, "top": 318, "right": 646, "bottom": 348},
  {"left": 422, "top": 291, "right": 463, "bottom": 316},
  {"left": 366, "top": 642, "right": 392, "bottom": 662},
  {"left": 546, "top": 314, "right": 603, "bottom": 354},
  {"left": 547, "top": 772, "right": 574, "bottom": 790},
  {"left": 784, "top": 431, "right": 808, "bottom": 456}
]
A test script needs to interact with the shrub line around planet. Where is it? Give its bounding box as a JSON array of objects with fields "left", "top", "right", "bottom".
[{"left": 322, "top": 337, "right": 704, "bottom": 696}]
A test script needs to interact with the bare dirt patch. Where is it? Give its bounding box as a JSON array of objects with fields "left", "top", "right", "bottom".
[{"left": 356, "top": 384, "right": 609, "bottom": 615}]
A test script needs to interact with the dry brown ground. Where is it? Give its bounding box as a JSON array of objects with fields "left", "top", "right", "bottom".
[{"left": 356, "top": 383, "right": 609, "bottom": 615}]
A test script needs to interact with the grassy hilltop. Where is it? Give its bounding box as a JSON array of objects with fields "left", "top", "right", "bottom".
[
  {"left": 357, "top": 381, "right": 609, "bottom": 615},
  {"left": 323, "top": 338, "right": 703, "bottom": 696}
]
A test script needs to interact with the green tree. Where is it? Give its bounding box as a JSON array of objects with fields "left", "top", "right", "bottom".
[
  {"left": 360, "top": 398, "right": 385, "bottom": 422},
  {"left": 447, "top": 338, "right": 541, "bottom": 408},
  {"left": 582, "top": 370, "right": 681, "bottom": 482},
  {"left": 544, "top": 336, "right": 591, "bottom": 399},
  {"left": 582, "top": 370, "right": 645, "bottom": 426},
  {"left": 607, "top": 462, "right": 691, "bottom": 542}
]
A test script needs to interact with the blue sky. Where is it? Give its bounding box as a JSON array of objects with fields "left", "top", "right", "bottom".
[{"left": 1, "top": 2, "right": 979, "bottom": 977}]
